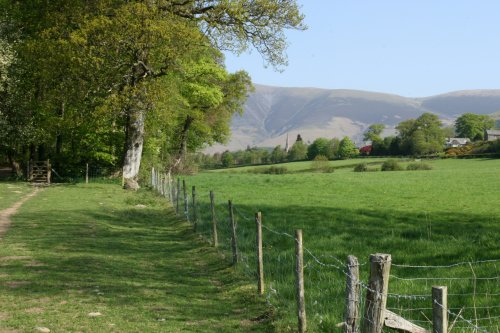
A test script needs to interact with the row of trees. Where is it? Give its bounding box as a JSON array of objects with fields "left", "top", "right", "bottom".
[
  {"left": 201, "top": 111, "right": 498, "bottom": 168},
  {"left": 366, "top": 112, "right": 496, "bottom": 156},
  {"left": 0, "top": 0, "right": 305, "bottom": 187},
  {"left": 201, "top": 135, "right": 360, "bottom": 168}
]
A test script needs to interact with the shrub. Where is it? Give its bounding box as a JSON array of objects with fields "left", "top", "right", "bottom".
[
  {"left": 248, "top": 166, "right": 288, "bottom": 174},
  {"left": 264, "top": 166, "right": 288, "bottom": 174},
  {"left": 406, "top": 162, "right": 433, "bottom": 171},
  {"left": 354, "top": 163, "right": 368, "bottom": 172},
  {"left": 381, "top": 159, "right": 403, "bottom": 171},
  {"left": 311, "top": 155, "right": 334, "bottom": 173}
]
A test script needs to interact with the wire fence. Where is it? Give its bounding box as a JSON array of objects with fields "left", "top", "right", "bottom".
[{"left": 151, "top": 168, "right": 499, "bottom": 333}]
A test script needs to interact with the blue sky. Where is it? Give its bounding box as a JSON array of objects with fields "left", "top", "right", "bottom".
[{"left": 224, "top": 1, "right": 500, "bottom": 97}]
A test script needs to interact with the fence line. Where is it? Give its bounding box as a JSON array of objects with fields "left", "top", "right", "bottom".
[{"left": 150, "top": 169, "right": 500, "bottom": 333}]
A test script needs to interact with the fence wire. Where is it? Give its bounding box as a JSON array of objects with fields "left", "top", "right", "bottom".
[{"left": 150, "top": 170, "right": 500, "bottom": 333}]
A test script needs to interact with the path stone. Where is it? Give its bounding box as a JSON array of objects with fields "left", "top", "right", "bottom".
[{"left": 34, "top": 327, "right": 50, "bottom": 332}]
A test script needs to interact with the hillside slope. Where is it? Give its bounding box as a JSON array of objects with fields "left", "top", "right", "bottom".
[{"left": 207, "top": 85, "right": 500, "bottom": 152}]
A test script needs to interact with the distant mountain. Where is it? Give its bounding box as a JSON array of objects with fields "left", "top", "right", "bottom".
[{"left": 206, "top": 85, "right": 500, "bottom": 153}]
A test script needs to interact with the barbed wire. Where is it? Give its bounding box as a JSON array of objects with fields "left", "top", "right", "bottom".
[
  {"left": 390, "top": 274, "right": 500, "bottom": 281},
  {"left": 434, "top": 299, "right": 491, "bottom": 333},
  {"left": 151, "top": 171, "right": 500, "bottom": 331},
  {"left": 392, "top": 259, "right": 500, "bottom": 269}
]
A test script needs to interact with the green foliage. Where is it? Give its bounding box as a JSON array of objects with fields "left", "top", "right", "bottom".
[
  {"left": 307, "top": 137, "right": 330, "bottom": 160},
  {"left": 310, "top": 155, "right": 334, "bottom": 173},
  {"left": 263, "top": 166, "right": 288, "bottom": 174},
  {"left": 337, "top": 136, "right": 359, "bottom": 159},
  {"left": 221, "top": 151, "right": 234, "bottom": 168},
  {"left": 288, "top": 140, "right": 307, "bottom": 161},
  {"left": 248, "top": 166, "right": 288, "bottom": 174},
  {"left": 353, "top": 163, "right": 369, "bottom": 172},
  {"left": 406, "top": 162, "right": 433, "bottom": 171},
  {"left": 455, "top": 113, "right": 495, "bottom": 141},
  {"left": 396, "top": 113, "right": 445, "bottom": 155},
  {"left": 1, "top": 0, "right": 306, "bottom": 179},
  {"left": 381, "top": 159, "right": 403, "bottom": 171},
  {"left": 271, "top": 145, "right": 286, "bottom": 164},
  {"left": 363, "top": 123, "right": 385, "bottom": 142}
]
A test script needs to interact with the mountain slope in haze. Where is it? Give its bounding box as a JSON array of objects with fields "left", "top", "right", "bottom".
[{"left": 206, "top": 85, "right": 500, "bottom": 152}]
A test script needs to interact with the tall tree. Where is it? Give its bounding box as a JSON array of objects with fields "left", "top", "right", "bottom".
[
  {"left": 307, "top": 137, "right": 330, "bottom": 160},
  {"left": 2, "top": 0, "right": 306, "bottom": 188},
  {"left": 288, "top": 140, "right": 307, "bottom": 161},
  {"left": 363, "top": 124, "right": 385, "bottom": 142},
  {"left": 396, "top": 113, "right": 445, "bottom": 155},
  {"left": 337, "top": 137, "right": 359, "bottom": 159},
  {"left": 455, "top": 113, "right": 494, "bottom": 141}
]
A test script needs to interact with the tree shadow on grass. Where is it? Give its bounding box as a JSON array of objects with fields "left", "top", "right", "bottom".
[
  {"left": 193, "top": 200, "right": 500, "bottom": 332},
  {"left": 0, "top": 190, "right": 273, "bottom": 333}
]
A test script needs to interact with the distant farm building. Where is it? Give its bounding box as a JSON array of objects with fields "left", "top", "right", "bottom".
[
  {"left": 485, "top": 129, "right": 500, "bottom": 141},
  {"left": 445, "top": 138, "right": 470, "bottom": 148},
  {"left": 359, "top": 145, "right": 372, "bottom": 155}
]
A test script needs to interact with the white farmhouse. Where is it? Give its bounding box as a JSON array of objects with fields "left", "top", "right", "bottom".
[{"left": 445, "top": 138, "right": 470, "bottom": 148}]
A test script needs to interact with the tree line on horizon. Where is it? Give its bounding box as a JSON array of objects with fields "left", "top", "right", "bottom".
[{"left": 200, "top": 112, "right": 499, "bottom": 168}]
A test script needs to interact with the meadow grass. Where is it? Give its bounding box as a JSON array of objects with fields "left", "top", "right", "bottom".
[
  {"left": 0, "top": 183, "right": 272, "bottom": 332},
  {"left": 212, "top": 157, "right": 389, "bottom": 173},
  {"left": 184, "top": 158, "right": 500, "bottom": 332},
  {"left": 0, "top": 182, "right": 32, "bottom": 210}
]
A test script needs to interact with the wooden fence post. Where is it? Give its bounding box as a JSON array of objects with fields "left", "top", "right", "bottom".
[
  {"left": 432, "top": 286, "right": 448, "bottom": 333},
  {"left": 210, "top": 191, "right": 218, "bottom": 247},
  {"left": 255, "top": 212, "right": 264, "bottom": 295},
  {"left": 362, "top": 253, "right": 391, "bottom": 333},
  {"left": 192, "top": 186, "right": 197, "bottom": 231},
  {"left": 183, "top": 179, "right": 188, "bottom": 219},
  {"left": 176, "top": 178, "right": 180, "bottom": 215},
  {"left": 85, "top": 163, "right": 89, "bottom": 184},
  {"left": 228, "top": 200, "right": 238, "bottom": 265},
  {"left": 151, "top": 167, "right": 155, "bottom": 187},
  {"left": 160, "top": 175, "right": 163, "bottom": 195},
  {"left": 295, "top": 229, "right": 306, "bottom": 333},
  {"left": 344, "top": 255, "right": 360, "bottom": 333},
  {"left": 47, "top": 160, "right": 51, "bottom": 184}
]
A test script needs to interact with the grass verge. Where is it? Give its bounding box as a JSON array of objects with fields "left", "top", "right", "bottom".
[{"left": 0, "top": 183, "right": 272, "bottom": 332}]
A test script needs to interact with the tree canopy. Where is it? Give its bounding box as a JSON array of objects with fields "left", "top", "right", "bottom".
[
  {"left": 455, "top": 113, "right": 494, "bottom": 141},
  {"left": 0, "top": 0, "right": 306, "bottom": 186}
]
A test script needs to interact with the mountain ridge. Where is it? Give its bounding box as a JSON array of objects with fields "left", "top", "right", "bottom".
[{"left": 206, "top": 84, "right": 500, "bottom": 153}]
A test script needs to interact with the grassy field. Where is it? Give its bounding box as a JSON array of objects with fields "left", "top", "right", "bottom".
[
  {"left": 184, "top": 158, "right": 500, "bottom": 332},
  {"left": 0, "top": 183, "right": 32, "bottom": 210},
  {"left": 211, "top": 157, "right": 388, "bottom": 173},
  {"left": 0, "top": 183, "right": 271, "bottom": 332}
]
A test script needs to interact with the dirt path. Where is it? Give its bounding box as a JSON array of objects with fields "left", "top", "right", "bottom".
[{"left": 0, "top": 187, "right": 40, "bottom": 238}]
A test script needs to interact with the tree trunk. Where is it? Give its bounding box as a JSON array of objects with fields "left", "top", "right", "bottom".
[
  {"left": 122, "top": 106, "right": 145, "bottom": 190},
  {"left": 7, "top": 151, "right": 22, "bottom": 177},
  {"left": 55, "top": 102, "right": 65, "bottom": 171},
  {"left": 178, "top": 116, "right": 193, "bottom": 158}
]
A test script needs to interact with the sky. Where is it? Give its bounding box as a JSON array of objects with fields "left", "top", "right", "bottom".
[{"left": 223, "top": 0, "right": 500, "bottom": 98}]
